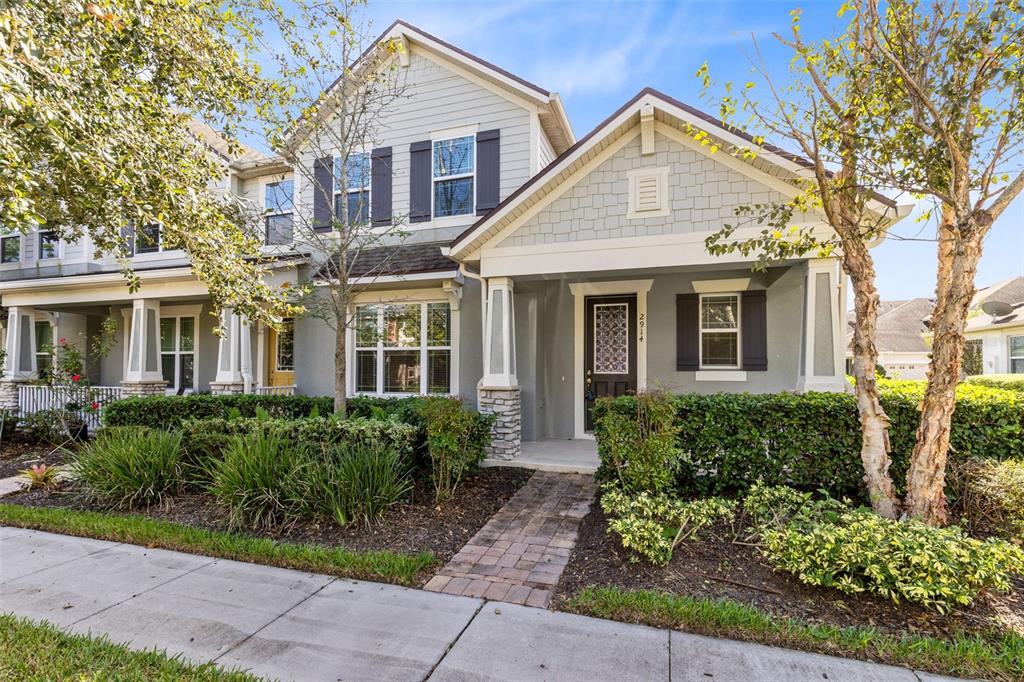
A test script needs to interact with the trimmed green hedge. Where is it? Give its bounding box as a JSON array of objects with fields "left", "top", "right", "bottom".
[
  {"left": 965, "top": 374, "right": 1024, "bottom": 392},
  {"left": 103, "top": 394, "right": 333, "bottom": 428},
  {"left": 594, "top": 383, "right": 1024, "bottom": 499}
]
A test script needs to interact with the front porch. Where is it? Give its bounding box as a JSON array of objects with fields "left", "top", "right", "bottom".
[{"left": 482, "top": 439, "right": 599, "bottom": 474}]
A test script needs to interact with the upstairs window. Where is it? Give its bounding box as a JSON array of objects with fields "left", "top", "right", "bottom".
[
  {"left": 135, "top": 223, "right": 162, "bottom": 254},
  {"left": 1, "top": 233, "right": 20, "bottom": 264},
  {"left": 700, "top": 294, "right": 740, "bottom": 368},
  {"left": 335, "top": 153, "right": 370, "bottom": 226},
  {"left": 264, "top": 179, "right": 294, "bottom": 246},
  {"left": 38, "top": 230, "right": 59, "bottom": 260},
  {"left": 433, "top": 136, "right": 474, "bottom": 217}
]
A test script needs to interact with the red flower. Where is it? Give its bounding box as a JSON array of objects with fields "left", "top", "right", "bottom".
[
  {"left": 90, "top": 402, "right": 99, "bottom": 411},
  {"left": 59, "top": 338, "right": 66, "bottom": 344},
  {"left": 71, "top": 374, "right": 81, "bottom": 382}
]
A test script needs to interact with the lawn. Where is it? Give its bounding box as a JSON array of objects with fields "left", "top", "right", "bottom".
[{"left": 0, "top": 614, "right": 265, "bottom": 681}]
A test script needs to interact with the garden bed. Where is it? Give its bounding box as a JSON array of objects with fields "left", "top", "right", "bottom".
[
  {"left": 0, "top": 441, "right": 68, "bottom": 479},
  {"left": 555, "top": 502, "right": 1024, "bottom": 640},
  {"left": 5, "top": 466, "right": 532, "bottom": 578}
]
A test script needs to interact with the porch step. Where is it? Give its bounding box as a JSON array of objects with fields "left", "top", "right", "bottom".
[{"left": 481, "top": 439, "right": 599, "bottom": 475}]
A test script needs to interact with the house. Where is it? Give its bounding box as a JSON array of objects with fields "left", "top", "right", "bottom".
[
  {"left": 845, "top": 298, "right": 933, "bottom": 379},
  {"left": 962, "top": 276, "right": 1024, "bottom": 375},
  {"left": 0, "top": 20, "right": 910, "bottom": 462}
]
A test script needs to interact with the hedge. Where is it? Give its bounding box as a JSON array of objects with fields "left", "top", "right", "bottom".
[
  {"left": 965, "top": 374, "right": 1024, "bottom": 393},
  {"left": 103, "top": 394, "right": 333, "bottom": 429},
  {"left": 593, "top": 383, "right": 1024, "bottom": 499}
]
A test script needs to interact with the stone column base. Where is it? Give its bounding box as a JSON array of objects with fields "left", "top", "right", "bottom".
[
  {"left": 209, "top": 381, "right": 245, "bottom": 396},
  {"left": 120, "top": 380, "right": 168, "bottom": 397},
  {"left": 0, "top": 379, "right": 24, "bottom": 412},
  {"left": 478, "top": 385, "right": 522, "bottom": 460}
]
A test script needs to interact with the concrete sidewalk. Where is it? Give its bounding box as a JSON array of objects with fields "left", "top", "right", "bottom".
[{"left": 0, "top": 527, "right": 956, "bottom": 681}]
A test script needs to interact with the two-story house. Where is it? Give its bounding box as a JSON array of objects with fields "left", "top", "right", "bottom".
[{"left": 0, "top": 20, "right": 910, "bottom": 464}]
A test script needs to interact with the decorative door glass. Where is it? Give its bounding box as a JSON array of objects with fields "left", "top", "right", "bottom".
[{"left": 593, "top": 303, "right": 629, "bottom": 374}]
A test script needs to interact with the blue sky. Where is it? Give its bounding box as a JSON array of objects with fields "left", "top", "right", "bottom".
[{"left": 349, "top": 0, "right": 1023, "bottom": 301}]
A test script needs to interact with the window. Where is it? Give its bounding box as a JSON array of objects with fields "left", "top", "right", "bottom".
[
  {"left": 432, "top": 136, "right": 474, "bottom": 217},
  {"left": 160, "top": 316, "right": 195, "bottom": 394},
  {"left": 334, "top": 153, "right": 370, "bottom": 226},
  {"left": 35, "top": 321, "right": 53, "bottom": 380},
  {"left": 135, "top": 223, "right": 162, "bottom": 254},
  {"left": 276, "top": 318, "right": 294, "bottom": 371},
  {"left": 700, "top": 294, "right": 740, "bottom": 368},
  {"left": 37, "top": 231, "right": 59, "bottom": 260},
  {"left": 264, "top": 179, "right": 294, "bottom": 246},
  {"left": 1, "top": 233, "right": 19, "bottom": 263},
  {"left": 354, "top": 301, "right": 451, "bottom": 395},
  {"left": 1010, "top": 335, "right": 1024, "bottom": 374}
]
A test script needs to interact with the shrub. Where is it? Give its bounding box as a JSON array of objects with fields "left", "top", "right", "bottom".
[
  {"left": 760, "top": 503, "right": 1024, "bottom": 612},
  {"left": 72, "top": 427, "right": 183, "bottom": 507},
  {"left": 958, "top": 458, "right": 1024, "bottom": 541},
  {"left": 306, "top": 441, "right": 412, "bottom": 527},
  {"left": 103, "top": 394, "right": 333, "bottom": 429},
  {"left": 600, "top": 484, "right": 735, "bottom": 565},
  {"left": 594, "top": 391, "right": 680, "bottom": 494},
  {"left": 593, "top": 383, "right": 1024, "bottom": 499},
  {"left": 419, "top": 397, "right": 494, "bottom": 502},
  {"left": 20, "top": 409, "right": 86, "bottom": 445},
  {"left": 206, "top": 430, "right": 310, "bottom": 530},
  {"left": 740, "top": 481, "right": 845, "bottom": 538},
  {"left": 965, "top": 374, "right": 1024, "bottom": 393},
  {"left": 19, "top": 464, "right": 60, "bottom": 491}
]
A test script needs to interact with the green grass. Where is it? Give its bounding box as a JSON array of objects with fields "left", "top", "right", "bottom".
[
  {"left": 0, "top": 614, "right": 264, "bottom": 681},
  {"left": 0, "top": 503, "right": 435, "bottom": 585},
  {"left": 566, "top": 586, "right": 1024, "bottom": 682}
]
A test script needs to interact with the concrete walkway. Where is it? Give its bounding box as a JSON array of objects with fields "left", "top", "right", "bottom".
[
  {"left": 424, "top": 471, "right": 598, "bottom": 607},
  {"left": 0, "top": 528, "right": 956, "bottom": 681},
  {"left": 0, "top": 474, "right": 26, "bottom": 497}
]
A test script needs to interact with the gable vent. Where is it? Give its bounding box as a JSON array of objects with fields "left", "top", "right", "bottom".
[{"left": 627, "top": 166, "right": 670, "bottom": 218}]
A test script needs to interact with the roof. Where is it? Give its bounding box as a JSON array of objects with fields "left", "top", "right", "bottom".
[
  {"left": 284, "top": 19, "right": 574, "bottom": 157},
  {"left": 185, "top": 119, "right": 266, "bottom": 165},
  {"left": 317, "top": 241, "right": 458, "bottom": 280},
  {"left": 447, "top": 87, "right": 910, "bottom": 259},
  {"left": 847, "top": 298, "right": 933, "bottom": 353},
  {"left": 966, "top": 276, "right": 1024, "bottom": 333}
]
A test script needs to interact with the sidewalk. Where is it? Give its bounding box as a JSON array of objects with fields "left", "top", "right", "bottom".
[{"left": 0, "top": 528, "right": 956, "bottom": 681}]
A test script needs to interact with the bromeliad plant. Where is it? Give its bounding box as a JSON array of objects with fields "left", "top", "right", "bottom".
[
  {"left": 19, "top": 463, "right": 60, "bottom": 491},
  {"left": 601, "top": 484, "right": 735, "bottom": 565}
]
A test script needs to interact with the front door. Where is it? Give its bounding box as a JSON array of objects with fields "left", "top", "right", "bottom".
[
  {"left": 267, "top": 319, "right": 295, "bottom": 387},
  {"left": 584, "top": 295, "right": 637, "bottom": 431}
]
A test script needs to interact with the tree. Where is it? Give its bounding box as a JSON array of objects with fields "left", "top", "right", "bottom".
[
  {"left": 699, "top": 8, "right": 906, "bottom": 518},
  {"left": 259, "top": 0, "right": 410, "bottom": 414},
  {"left": 859, "top": 0, "right": 1024, "bottom": 524},
  {"left": 0, "top": 0, "right": 296, "bottom": 323}
]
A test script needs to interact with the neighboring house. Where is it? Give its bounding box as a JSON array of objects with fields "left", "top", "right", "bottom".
[
  {"left": 0, "top": 20, "right": 910, "bottom": 460},
  {"left": 962, "top": 276, "right": 1024, "bottom": 375},
  {"left": 845, "top": 298, "right": 933, "bottom": 379}
]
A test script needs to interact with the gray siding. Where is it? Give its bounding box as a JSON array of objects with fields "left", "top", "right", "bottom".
[
  {"left": 500, "top": 132, "right": 795, "bottom": 248},
  {"left": 538, "top": 128, "right": 556, "bottom": 169}
]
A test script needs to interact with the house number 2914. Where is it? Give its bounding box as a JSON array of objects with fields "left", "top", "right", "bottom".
[{"left": 638, "top": 312, "right": 646, "bottom": 343}]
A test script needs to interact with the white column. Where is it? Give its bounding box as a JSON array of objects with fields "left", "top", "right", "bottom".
[
  {"left": 481, "top": 277, "right": 517, "bottom": 388},
  {"left": 213, "top": 308, "right": 253, "bottom": 393},
  {"left": 3, "top": 306, "right": 37, "bottom": 381},
  {"left": 799, "top": 259, "right": 846, "bottom": 392},
  {"left": 124, "top": 299, "right": 163, "bottom": 382}
]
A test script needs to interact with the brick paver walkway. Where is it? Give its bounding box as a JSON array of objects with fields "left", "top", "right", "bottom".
[{"left": 424, "top": 471, "right": 598, "bottom": 608}]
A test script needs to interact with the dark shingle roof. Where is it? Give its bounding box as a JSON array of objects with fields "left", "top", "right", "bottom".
[
  {"left": 966, "top": 276, "right": 1024, "bottom": 332},
  {"left": 847, "top": 298, "right": 933, "bottom": 353},
  {"left": 317, "top": 241, "right": 458, "bottom": 280}
]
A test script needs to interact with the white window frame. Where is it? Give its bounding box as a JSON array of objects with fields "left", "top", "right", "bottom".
[
  {"left": 0, "top": 232, "right": 21, "bottom": 265},
  {"left": 1010, "top": 335, "right": 1024, "bottom": 374},
  {"left": 34, "top": 318, "right": 54, "bottom": 379},
  {"left": 261, "top": 176, "right": 294, "bottom": 246},
  {"left": 275, "top": 318, "right": 295, "bottom": 372},
  {"left": 134, "top": 223, "right": 164, "bottom": 255},
  {"left": 352, "top": 299, "right": 455, "bottom": 397},
  {"left": 159, "top": 312, "right": 200, "bottom": 395},
  {"left": 334, "top": 152, "right": 371, "bottom": 227},
  {"left": 699, "top": 293, "right": 742, "bottom": 370},
  {"left": 431, "top": 134, "right": 476, "bottom": 219},
  {"left": 37, "top": 229, "right": 61, "bottom": 261}
]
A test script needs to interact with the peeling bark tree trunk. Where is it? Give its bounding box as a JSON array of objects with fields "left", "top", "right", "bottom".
[
  {"left": 844, "top": 240, "right": 901, "bottom": 518},
  {"left": 334, "top": 321, "right": 347, "bottom": 416},
  {"left": 904, "top": 212, "right": 984, "bottom": 524}
]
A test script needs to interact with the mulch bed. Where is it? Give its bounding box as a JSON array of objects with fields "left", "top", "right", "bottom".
[
  {"left": 5, "top": 467, "right": 533, "bottom": 579},
  {"left": 0, "top": 441, "right": 69, "bottom": 480},
  {"left": 553, "top": 499, "right": 1024, "bottom": 642}
]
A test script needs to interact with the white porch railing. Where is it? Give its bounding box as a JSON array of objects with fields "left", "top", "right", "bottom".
[
  {"left": 17, "top": 384, "right": 124, "bottom": 431},
  {"left": 253, "top": 385, "right": 296, "bottom": 396}
]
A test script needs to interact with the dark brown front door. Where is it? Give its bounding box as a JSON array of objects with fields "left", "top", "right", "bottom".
[{"left": 584, "top": 295, "right": 637, "bottom": 431}]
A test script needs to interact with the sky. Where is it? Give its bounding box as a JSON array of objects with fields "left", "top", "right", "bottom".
[{"left": 323, "top": 0, "right": 1024, "bottom": 301}]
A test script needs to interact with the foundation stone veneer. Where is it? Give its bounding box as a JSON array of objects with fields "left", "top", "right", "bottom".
[{"left": 478, "top": 386, "right": 522, "bottom": 460}]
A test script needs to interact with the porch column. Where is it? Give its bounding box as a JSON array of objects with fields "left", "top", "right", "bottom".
[
  {"left": 121, "top": 299, "right": 167, "bottom": 396},
  {"left": 211, "top": 308, "right": 252, "bottom": 395},
  {"left": 0, "top": 306, "right": 38, "bottom": 411},
  {"left": 798, "top": 259, "right": 847, "bottom": 392},
  {"left": 478, "top": 277, "right": 521, "bottom": 460}
]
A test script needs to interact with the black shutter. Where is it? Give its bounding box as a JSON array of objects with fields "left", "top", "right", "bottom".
[
  {"left": 676, "top": 294, "right": 700, "bottom": 371},
  {"left": 409, "top": 140, "right": 432, "bottom": 223},
  {"left": 475, "top": 129, "right": 500, "bottom": 215},
  {"left": 370, "top": 147, "right": 392, "bottom": 227},
  {"left": 742, "top": 289, "right": 768, "bottom": 371},
  {"left": 312, "top": 156, "right": 334, "bottom": 232}
]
